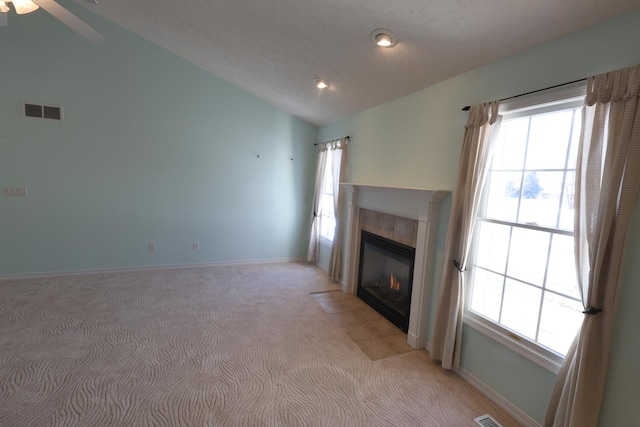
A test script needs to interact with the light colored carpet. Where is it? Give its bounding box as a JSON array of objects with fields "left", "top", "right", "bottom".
[{"left": 0, "top": 262, "right": 520, "bottom": 426}]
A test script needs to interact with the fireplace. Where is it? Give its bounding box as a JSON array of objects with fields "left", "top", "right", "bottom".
[
  {"left": 341, "top": 184, "right": 447, "bottom": 349},
  {"left": 357, "top": 230, "right": 415, "bottom": 332}
]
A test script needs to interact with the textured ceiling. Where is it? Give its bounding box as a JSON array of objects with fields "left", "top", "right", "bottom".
[{"left": 80, "top": 0, "right": 640, "bottom": 126}]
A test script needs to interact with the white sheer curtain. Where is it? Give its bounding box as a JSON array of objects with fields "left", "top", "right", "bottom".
[
  {"left": 431, "top": 102, "right": 501, "bottom": 369},
  {"left": 306, "top": 148, "right": 328, "bottom": 263},
  {"left": 327, "top": 138, "right": 348, "bottom": 281},
  {"left": 306, "top": 137, "right": 348, "bottom": 274},
  {"left": 545, "top": 64, "right": 640, "bottom": 427}
]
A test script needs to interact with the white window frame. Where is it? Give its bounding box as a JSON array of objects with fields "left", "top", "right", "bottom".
[{"left": 463, "top": 83, "right": 586, "bottom": 373}]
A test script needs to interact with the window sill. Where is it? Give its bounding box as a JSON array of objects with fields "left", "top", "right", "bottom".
[{"left": 463, "top": 314, "right": 562, "bottom": 374}]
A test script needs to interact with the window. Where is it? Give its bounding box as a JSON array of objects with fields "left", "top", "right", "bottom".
[
  {"left": 466, "top": 90, "right": 586, "bottom": 368},
  {"left": 319, "top": 151, "right": 336, "bottom": 242}
]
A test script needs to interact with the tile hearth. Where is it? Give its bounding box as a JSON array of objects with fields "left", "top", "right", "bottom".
[{"left": 311, "top": 290, "right": 414, "bottom": 361}]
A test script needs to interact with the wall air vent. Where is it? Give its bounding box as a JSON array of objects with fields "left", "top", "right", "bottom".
[
  {"left": 24, "top": 102, "right": 63, "bottom": 121},
  {"left": 474, "top": 414, "right": 503, "bottom": 427}
]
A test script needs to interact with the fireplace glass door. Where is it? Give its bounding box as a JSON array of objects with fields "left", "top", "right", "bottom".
[{"left": 357, "top": 230, "right": 415, "bottom": 332}]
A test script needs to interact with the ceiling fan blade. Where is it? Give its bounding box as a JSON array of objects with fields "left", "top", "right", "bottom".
[{"left": 32, "top": 0, "right": 104, "bottom": 43}]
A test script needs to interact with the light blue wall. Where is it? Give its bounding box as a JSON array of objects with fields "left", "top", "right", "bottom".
[
  {"left": 320, "top": 10, "right": 640, "bottom": 426},
  {"left": 0, "top": 2, "right": 318, "bottom": 275}
]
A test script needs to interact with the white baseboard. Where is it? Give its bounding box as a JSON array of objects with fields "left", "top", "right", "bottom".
[
  {"left": 0, "top": 257, "right": 307, "bottom": 281},
  {"left": 454, "top": 368, "right": 541, "bottom": 427},
  {"left": 407, "top": 331, "right": 420, "bottom": 349}
]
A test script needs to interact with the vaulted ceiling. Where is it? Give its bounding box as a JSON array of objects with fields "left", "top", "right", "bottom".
[{"left": 80, "top": 1, "right": 640, "bottom": 125}]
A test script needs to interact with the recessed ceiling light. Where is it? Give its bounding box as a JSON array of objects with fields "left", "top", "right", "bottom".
[
  {"left": 371, "top": 28, "right": 397, "bottom": 48},
  {"left": 314, "top": 79, "right": 330, "bottom": 89},
  {"left": 7, "top": 0, "right": 40, "bottom": 14}
]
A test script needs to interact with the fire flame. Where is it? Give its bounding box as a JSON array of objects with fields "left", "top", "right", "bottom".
[{"left": 389, "top": 274, "right": 400, "bottom": 290}]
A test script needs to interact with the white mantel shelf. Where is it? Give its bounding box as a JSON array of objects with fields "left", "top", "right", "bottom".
[
  {"left": 341, "top": 183, "right": 448, "bottom": 193},
  {"left": 341, "top": 183, "right": 449, "bottom": 350}
]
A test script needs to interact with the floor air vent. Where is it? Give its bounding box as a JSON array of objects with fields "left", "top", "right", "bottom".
[{"left": 474, "top": 414, "right": 503, "bottom": 427}]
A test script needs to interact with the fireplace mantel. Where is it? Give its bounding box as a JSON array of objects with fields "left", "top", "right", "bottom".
[{"left": 341, "top": 183, "right": 448, "bottom": 349}]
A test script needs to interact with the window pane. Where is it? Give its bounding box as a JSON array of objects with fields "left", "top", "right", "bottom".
[
  {"left": 506, "top": 228, "right": 549, "bottom": 286},
  {"left": 484, "top": 171, "right": 522, "bottom": 222},
  {"left": 492, "top": 117, "right": 529, "bottom": 170},
  {"left": 475, "top": 222, "right": 509, "bottom": 274},
  {"left": 558, "top": 171, "right": 576, "bottom": 230},
  {"left": 546, "top": 234, "right": 579, "bottom": 298},
  {"left": 517, "top": 171, "right": 564, "bottom": 228},
  {"left": 538, "top": 292, "right": 582, "bottom": 355},
  {"left": 320, "top": 194, "right": 333, "bottom": 215},
  {"left": 320, "top": 216, "right": 335, "bottom": 240},
  {"left": 320, "top": 192, "right": 335, "bottom": 241},
  {"left": 567, "top": 110, "right": 581, "bottom": 168},
  {"left": 322, "top": 153, "right": 334, "bottom": 194},
  {"left": 525, "top": 110, "right": 573, "bottom": 170},
  {"left": 501, "top": 279, "right": 541, "bottom": 340},
  {"left": 470, "top": 269, "right": 504, "bottom": 322}
]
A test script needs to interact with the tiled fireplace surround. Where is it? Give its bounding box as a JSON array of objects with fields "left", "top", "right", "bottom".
[{"left": 341, "top": 184, "right": 447, "bottom": 349}]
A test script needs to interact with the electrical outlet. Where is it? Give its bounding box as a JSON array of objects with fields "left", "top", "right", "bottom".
[
  {"left": 2, "top": 186, "right": 28, "bottom": 197},
  {"left": 192, "top": 241, "right": 199, "bottom": 251},
  {"left": 148, "top": 243, "right": 156, "bottom": 253}
]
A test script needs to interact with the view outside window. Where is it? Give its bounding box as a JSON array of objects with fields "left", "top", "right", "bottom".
[
  {"left": 319, "top": 152, "right": 336, "bottom": 241},
  {"left": 469, "top": 103, "right": 584, "bottom": 357}
]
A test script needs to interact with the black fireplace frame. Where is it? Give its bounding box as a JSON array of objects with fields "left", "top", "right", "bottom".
[{"left": 356, "top": 230, "right": 415, "bottom": 332}]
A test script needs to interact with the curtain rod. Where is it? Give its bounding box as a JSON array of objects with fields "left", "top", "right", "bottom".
[
  {"left": 461, "top": 78, "right": 587, "bottom": 111},
  {"left": 314, "top": 136, "right": 350, "bottom": 146}
]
